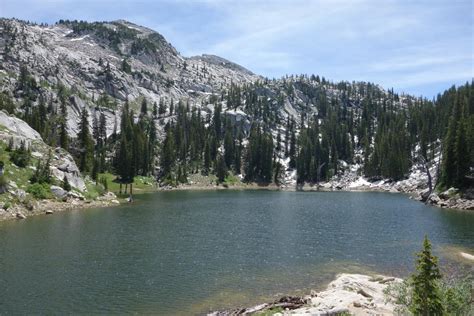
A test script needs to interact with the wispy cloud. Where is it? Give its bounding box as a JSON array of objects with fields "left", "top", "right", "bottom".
[{"left": 2, "top": 0, "right": 473, "bottom": 97}]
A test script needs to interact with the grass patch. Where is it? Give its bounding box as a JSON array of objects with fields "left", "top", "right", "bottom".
[
  {"left": 97, "top": 173, "right": 156, "bottom": 194},
  {"left": 0, "top": 143, "right": 37, "bottom": 189},
  {"left": 84, "top": 182, "right": 105, "bottom": 200}
]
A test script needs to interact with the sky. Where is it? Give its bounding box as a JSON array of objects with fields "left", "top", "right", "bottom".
[{"left": 1, "top": 0, "right": 473, "bottom": 98}]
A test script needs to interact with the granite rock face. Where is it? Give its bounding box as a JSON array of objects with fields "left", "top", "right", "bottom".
[
  {"left": 0, "top": 18, "right": 258, "bottom": 138},
  {"left": 0, "top": 110, "right": 86, "bottom": 192}
]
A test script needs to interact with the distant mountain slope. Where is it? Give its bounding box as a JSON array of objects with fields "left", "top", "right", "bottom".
[{"left": 0, "top": 18, "right": 258, "bottom": 135}]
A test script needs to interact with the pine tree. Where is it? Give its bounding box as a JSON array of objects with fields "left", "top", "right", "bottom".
[
  {"left": 410, "top": 236, "right": 443, "bottom": 315},
  {"left": 116, "top": 132, "right": 132, "bottom": 186},
  {"left": 152, "top": 102, "right": 158, "bottom": 118},
  {"left": 140, "top": 98, "right": 148, "bottom": 117},
  {"left": 59, "top": 98, "right": 69, "bottom": 150},
  {"left": 203, "top": 140, "right": 211, "bottom": 175},
  {"left": 121, "top": 58, "right": 132, "bottom": 74},
  {"left": 289, "top": 129, "right": 296, "bottom": 168},
  {"left": 216, "top": 154, "right": 227, "bottom": 183},
  {"left": 158, "top": 98, "right": 166, "bottom": 116},
  {"left": 161, "top": 127, "right": 176, "bottom": 180},
  {"left": 439, "top": 83, "right": 473, "bottom": 189},
  {"left": 169, "top": 99, "right": 174, "bottom": 115},
  {"left": 234, "top": 130, "right": 243, "bottom": 174},
  {"left": 10, "top": 141, "right": 31, "bottom": 168},
  {"left": 62, "top": 175, "right": 71, "bottom": 191},
  {"left": 91, "top": 157, "right": 99, "bottom": 181},
  {"left": 223, "top": 121, "right": 234, "bottom": 170},
  {"left": 77, "top": 108, "right": 94, "bottom": 173},
  {"left": 147, "top": 120, "right": 157, "bottom": 174},
  {"left": 454, "top": 119, "right": 469, "bottom": 187},
  {"left": 213, "top": 103, "right": 222, "bottom": 141},
  {"left": 244, "top": 125, "right": 274, "bottom": 183}
]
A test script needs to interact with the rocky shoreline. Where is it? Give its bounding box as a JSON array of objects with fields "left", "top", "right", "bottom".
[
  {"left": 1, "top": 181, "right": 471, "bottom": 223},
  {"left": 0, "top": 191, "right": 121, "bottom": 222},
  {"left": 209, "top": 274, "right": 402, "bottom": 316},
  {"left": 296, "top": 172, "right": 474, "bottom": 211},
  {"left": 210, "top": 250, "right": 474, "bottom": 316},
  {"left": 166, "top": 178, "right": 474, "bottom": 212}
]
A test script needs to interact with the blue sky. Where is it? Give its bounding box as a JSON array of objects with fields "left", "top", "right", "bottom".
[{"left": 1, "top": 0, "right": 473, "bottom": 98}]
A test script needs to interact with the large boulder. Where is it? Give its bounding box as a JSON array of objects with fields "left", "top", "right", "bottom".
[
  {"left": 0, "top": 111, "right": 42, "bottom": 150},
  {"left": 50, "top": 185, "right": 67, "bottom": 199},
  {"left": 224, "top": 109, "right": 251, "bottom": 136},
  {"left": 0, "top": 111, "right": 42, "bottom": 141},
  {"left": 439, "top": 187, "right": 458, "bottom": 199},
  {"left": 50, "top": 148, "right": 87, "bottom": 192}
]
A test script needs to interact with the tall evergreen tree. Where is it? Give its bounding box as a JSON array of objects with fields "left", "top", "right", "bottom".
[
  {"left": 410, "top": 236, "right": 443, "bottom": 315},
  {"left": 77, "top": 108, "right": 94, "bottom": 173},
  {"left": 59, "top": 97, "right": 69, "bottom": 150}
]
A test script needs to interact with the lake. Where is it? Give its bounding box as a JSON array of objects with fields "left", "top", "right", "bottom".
[{"left": 0, "top": 191, "right": 473, "bottom": 314}]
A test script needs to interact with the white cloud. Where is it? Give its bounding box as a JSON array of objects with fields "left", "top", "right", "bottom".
[{"left": 2, "top": 0, "right": 472, "bottom": 96}]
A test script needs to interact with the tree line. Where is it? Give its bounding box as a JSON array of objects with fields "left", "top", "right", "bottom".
[{"left": 2, "top": 65, "right": 472, "bottom": 192}]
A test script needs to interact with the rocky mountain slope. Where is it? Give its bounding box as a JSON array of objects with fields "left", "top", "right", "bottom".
[
  {"left": 0, "top": 18, "right": 258, "bottom": 136},
  {"left": 0, "top": 18, "right": 415, "bottom": 138}
]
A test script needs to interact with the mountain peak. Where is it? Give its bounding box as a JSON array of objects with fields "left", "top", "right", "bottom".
[{"left": 189, "top": 54, "right": 255, "bottom": 76}]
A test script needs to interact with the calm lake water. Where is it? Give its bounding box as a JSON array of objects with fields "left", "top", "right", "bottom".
[{"left": 0, "top": 191, "right": 473, "bottom": 314}]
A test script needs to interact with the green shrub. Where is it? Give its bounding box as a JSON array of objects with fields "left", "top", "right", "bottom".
[
  {"left": 30, "top": 153, "right": 52, "bottom": 184},
  {"left": 99, "top": 175, "right": 108, "bottom": 191},
  {"left": 6, "top": 138, "right": 13, "bottom": 152},
  {"left": 224, "top": 173, "right": 240, "bottom": 186},
  {"left": 440, "top": 278, "right": 472, "bottom": 315},
  {"left": 84, "top": 182, "right": 104, "bottom": 200},
  {"left": 26, "top": 183, "right": 52, "bottom": 199},
  {"left": 10, "top": 142, "right": 31, "bottom": 168},
  {"left": 3, "top": 201, "right": 11, "bottom": 210}
]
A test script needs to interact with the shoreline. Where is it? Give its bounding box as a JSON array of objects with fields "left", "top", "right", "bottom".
[
  {"left": 0, "top": 195, "right": 121, "bottom": 222},
  {"left": 209, "top": 248, "right": 474, "bottom": 315},
  {"left": 1, "top": 180, "right": 471, "bottom": 223},
  {"left": 160, "top": 181, "right": 473, "bottom": 212}
]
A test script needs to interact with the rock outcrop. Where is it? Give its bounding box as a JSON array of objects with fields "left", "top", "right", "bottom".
[
  {"left": 210, "top": 274, "right": 401, "bottom": 316},
  {"left": 0, "top": 110, "right": 86, "bottom": 191},
  {"left": 283, "top": 274, "right": 401, "bottom": 315},
  {"left": 0, "top": 110, "right": 42, "bottom": 141}
]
